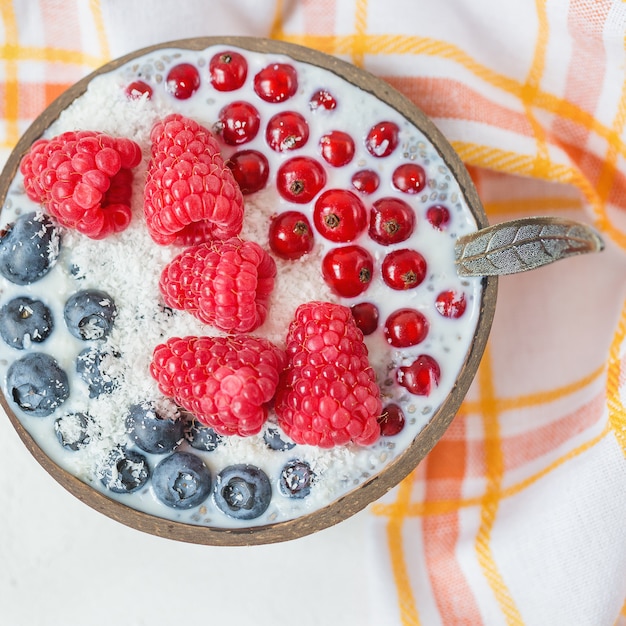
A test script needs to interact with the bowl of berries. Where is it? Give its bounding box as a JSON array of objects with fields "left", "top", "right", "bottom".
[{"left": 0, "top": 37, "right": 603, "bottom": 545}]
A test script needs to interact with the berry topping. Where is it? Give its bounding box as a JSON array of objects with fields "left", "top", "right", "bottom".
[
  {"left": 217, "top": 100, "right": 261, "bottom": 145},
  {"left": 126, "top": 401, "right": 184, "bottom": 454},
  {"left": 392, "top": 162, "right": 426, "bottom": 194},
  {"left": 20, "top": 132, "right": 141, "bottom": 239},
  {"left": 351, "top": 169, "right": 380, "bottom": 195},
  {"left": 384, "top": 308, "right": 429, "bottom": 347},
  {"left": 313, "top": 189, "right": 367, "bottom": 243},
  {"left": 279, "top": 459, "right": 314, "bottom": 499},
  {"left": 397, "top": 354, "right": 441, "bottom": 396},
  {"left": 63, "top": 289, "right": 117, "bottom": 341},
  {"left": 274, "top": 301, "right": 382, "bottom": 447},
  {"left": 213, "top": 464, "right": 272, "bottom": 520},
  {"left": 185, "top": 420, "right": 223, "bottom": 452},
  {"left": 54, "top": 412, "right": 97, "bottom": 451},
  {"left": 150, "top": 335, "right": 286, "bottom": 437},
  {"left": 350, "top": 302, "right": 379, "bottom": 336},
  {"left": 125, "top": 80, "right": 152, "bottom": 100},
  {"left": 76, "top": 347, "right": 119, "bottom": 398},
  {"left": 268, "top": 210, "right": 314, "bottom": 260},
  {"left": 7, "top": 352, "right": 69, "bottom": 417},
  {"left": 144, "top": 113, "right": 244, "bottom": 245},
  {"left": 152, "top": 451, "right": 212, "bottom": 509},
  {"left": 0, "top": 212, "right": 60, "bottom": 285},
  {"left": 159, "top": 238, "right": 276, "bottom": 333},
  {"left": 369, "top": 197, "right": 416, "bottom": 245},
  {"left": 365, "top": 121, "right": 400, "bottom": 157},
  {"left": 435, "top": 290, "right": 467, "bottom": 318},
  {"left": 426, "top": 204, "right": 451, "bottom": 230},
  {"left": 165, "top": 62, "right": 200, "bottom": 99},
  {"left": 263, "top": 427, "right": 296, "bottom": 451},
  {"left": 319, "top": 130, "right": 355, "bottom": 167},
  {"left": 0, "top": 296, "right": 53, "bottom": 349},
  {"left": 265, "top": 111, "right": 309, "bottom": 152},
  {"left": 309, "top": 89, "right": 337, "bottom": 111},
  {"left": 276, "top": 156, "right": 326, "bottom": 203},
  {"left": 378, "top": 404, "right": 406, "bottom": 436},
  {"left": 322, "top": 245, "right": 374, "bottom": 298},
  {"left": 227, "top": 149, "right": 269, "bottom": 194},
  {"left": 254, "top": 63, "right": 298, "bottom": 103},
  {"left": 209, "top": 50, "right": 248, "bottom": 91},
  {"left": 381, "top": 248, "right": 427, "bottom": 290},
  {"left": 100, "top": 447, "right": 150, "bottom": 494}
]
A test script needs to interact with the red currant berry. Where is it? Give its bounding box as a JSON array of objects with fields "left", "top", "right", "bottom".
[
  {"left": 426, "top": 204, "right": 451, "bottom": 230},
  {"left": 276, "top": 156, "right": 326, "bottom": 203},
  {"left": 268, "top": 211, "right": 314, "bottom": 260},
  {"left": 254, "top": 63, "right": 298, "bottom": 103},
  {"left": 365, "top": 121, "right": 400, "bottom": 157},
  {"left": 165, "top": 63, "right": 200, "bottom": 100},
  {"left": 217, "top": 100, "right": 261, "bottom": 145},
  {"left": 369, "top": 197, "right": 415, "bottom": 245},
  {"left": 209, "top": 50, "right": 248, "bottom": 91},
  {"left": 322, "top": 245, "right": 374, "bottom": 298},
  {"left": 314, "top": 189, "right": 367, "bottom": 243},
  {"left": 266, "top": 111, "right": 309, "bottom": 152},
  {"left": 309, "top": 89, "right": 337, "bottom": 110},
  {"left": 397, "top": 355, "right": 440, "bottom": 396},
  {"left": 392, "top": 162, "right": 426, "bottom": 194},
  {"left": 351, "top": 169, "right": 380, "bottom": 195},
  {"left": 384, "top": 308, "right": 429, "bottom": 347},
  {"left": 125, "top": 80, "right": 152, "bottom": 100},
  {"left": 227, "top": 150, "right": 269, "bottom": 195},
  {"left": 378, "top": 403, "right": 406, "bottom": 436},
  {"left": 435, "top": 290, "right": 467, "bottom": 318},
  {"left": 382, "top": 249, "right": 427, "bottom": 290},
  {"left": 319, "top": 130, "right": 355, "bottom": 167},
  {"left": 350, "top": 302, "right": 379, "bottom": 335}
]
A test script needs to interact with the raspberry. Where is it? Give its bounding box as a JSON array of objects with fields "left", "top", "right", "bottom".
[
  {"left": 19, "top": 130, "right": 141, "bottom": 239},
  {"left": 150, "top": 335, "right": 286, "bottom": 437},
  {"left": 159, "top": 237, "right": 276, "bottom": 334},
  {"left": 143, "top": 113, "right": 244, "bottom": 245},
  {"left": 274, "top": 301, "right": 382, "bottom": 448}
]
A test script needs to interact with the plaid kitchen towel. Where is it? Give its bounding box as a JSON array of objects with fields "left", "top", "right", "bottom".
[{"left": 1, "top": 1, "right": 625, "bottom": 624}]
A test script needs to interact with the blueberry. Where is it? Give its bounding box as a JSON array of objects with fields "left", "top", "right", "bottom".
[
  {"left": 0, "top": 296, "right": 53, "bottom": 349},
  {"left": 6, "top": 352, "right": 69, "bottom": 416},
  {"left": 279, "top": 460, "right": 314, "bottom": 499},
  {"left": 64, "top": 289, "right": 117, "bottom": 341},
  {"left": 76, "top": 347, "right": 118, "bottom": 398},
  {"left": 213, "top": 464, "right": 272, "bottom": 520},
  {"left": 0, "top": 212, "right": 60, "bottom": 285},
  {"left": 100, "top": 447, "right": 150, "bottom": 494},
  {"left": 263, "top": 426, "right": 296, "bottom": 451},
  {"left": 184, "top": 419, "right": 223, "bottom": 452},
  {"left": 126, "top": 401, "right": 184, "bottom": 454},
  {"left": 152, "top": 451, "right": 212, "bottom": 509},
  {"left": 54, "top": 412, "right": 96, "bottom": 451}
]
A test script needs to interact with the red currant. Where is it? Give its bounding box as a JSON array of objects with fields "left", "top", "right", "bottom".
[
  {"left": 350, "top": 302, "right": 379, "bottom": 335},
  {"left": 209, "top": 50, "right": 248, "bottom": 91},
  {"left": 319, "top": 130, "right": 355, "bottom": 167},
  {"left": 125, "top": 80, "right": 152, "bottom": 99},
  {"left": 384, "top": 308, "right": 429, "bottom": 347},
  {"left": 266, "top": 111, "right": 309, "bottom": 152},
  {"left": 351, "top": 169, "right": 380, "bottom": 195},
  {"left": 369, "top": 197, "right": 415, "bottom": 245},
  {"left": 322, "top": 245, "right": 374, "bottom": 298},
  {"left": 392, "top": 162, "right": 426, "bottom": 194},
  {"left": 365, "top": 121, "right": 400, "bottom": 157},
  {"left": 378, "top": 404, "right": 406, "bottom": 436},
  {"left": 276, "top": 156, "right": 326, "bottom": 203},
  {"left": 227, "top": 150, "right": 269, "bottom": 195},
  {"left": 426, "top": 204, "right": 451, "bottom": 230},
  {"left": 397, "top": 355, "right": 440, "bottom": 396},
  {"left": 313, "top": 189, "right": 367, "bottom": 243},
  {"left": 254, "top": 63, "right": 298, "bottom": 103},
  {"left": 165, "top": 63, "right": 200, "bottom": 100},
  {"left": 217, "top": 100, "right": 260, "bottom": 145},
  {"left": 435, "top": 290, "right": 467, "bottom": 318},
  {"left": 309, "top": 89, "right": 337, "bottom": 110},
  {"left": 382, "top": 249, "right": 427, "bottom": 290},
  {"left": 268, "top": 211, "right": 314, "bottom": 260}
]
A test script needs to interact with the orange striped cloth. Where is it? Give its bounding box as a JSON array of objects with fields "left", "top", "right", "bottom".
[{"left": 2, "top": 1, "right": 625, "bottom": 624}]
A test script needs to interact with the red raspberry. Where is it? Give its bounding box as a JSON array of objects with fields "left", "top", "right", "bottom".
[
  {"left": 274, "top": 301, "right": 382, "bottom": 448},
  {"left": 144, "top": 113, "right": 244, "bottom": 245},
  {"left": 19, "top": 130, "right": 141, "bottom": 239},
  {"left": 150, "top": 335, "right": 286, "bottom": 437},
  {"left": 159, "top": 237, "right": 276, "bottom": 333}
]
